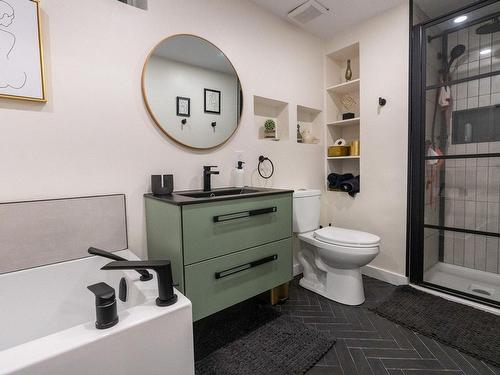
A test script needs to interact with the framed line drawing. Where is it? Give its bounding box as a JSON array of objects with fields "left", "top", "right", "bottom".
[
  {"left": 204, "top": 88, "right": 220, "bottom": 114},
  {"left": 0, "top": 0, "right": 46, "bottom": 102},
  {"left": 176, "top": 96, "right": 190, "bottom": 117}
]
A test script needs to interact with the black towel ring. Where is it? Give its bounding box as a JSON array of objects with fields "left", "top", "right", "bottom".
[{"left": 258, "top": 155, "right": 274, "bottom": 179}]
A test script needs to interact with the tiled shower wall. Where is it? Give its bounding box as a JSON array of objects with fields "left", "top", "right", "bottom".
[{"left": 438, "top": 24, "right": 500, "bottom": 274}]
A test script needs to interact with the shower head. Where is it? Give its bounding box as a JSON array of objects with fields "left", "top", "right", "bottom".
[
  {"left": 447, "top": 44, "right": 466, "bottom": 73},
  {"left": 476, "top": 17, "right": 500, "bottom": 35}
]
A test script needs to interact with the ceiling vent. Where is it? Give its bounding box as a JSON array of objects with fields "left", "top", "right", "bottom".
[{"left": 287, "top": 0, "right": 329, "bottom": 25}]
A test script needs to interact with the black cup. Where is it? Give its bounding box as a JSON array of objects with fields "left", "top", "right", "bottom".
[{"left": 151, "top": 175, "right": 174, "bottom": 196}]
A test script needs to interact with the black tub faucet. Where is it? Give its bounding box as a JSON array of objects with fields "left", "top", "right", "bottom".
[
  {"left": 203, "top": 165, "right": 219, "bottom": 192},
  {"left": 87, "top": 282, "right": 119, "bottom": 329},
  {"left": 88, "top": 247, "right": 153, "bottom": 281},
  {"left": 101, "top": 260, "right": 177, "bottom": 307}
]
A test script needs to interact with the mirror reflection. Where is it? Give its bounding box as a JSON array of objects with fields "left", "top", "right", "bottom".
[{"left": 142, "top": 35, "right": 242, "bottom": 149}]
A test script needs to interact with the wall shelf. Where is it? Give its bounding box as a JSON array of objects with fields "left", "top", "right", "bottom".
[
  {"left": 327, "top": 156, "right": 360, "bottom": 160},
  {"left": 326, "top": 79, "right": 360, "bottom": 95},
  {"left": 327, "top": 117, "right": 360, "bottom": 127},
  {"left": 328, "top": 188, "right": 344, "bottom": 192}
]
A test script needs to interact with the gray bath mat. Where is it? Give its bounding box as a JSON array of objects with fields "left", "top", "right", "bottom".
[
  {"left": 371, "top": 286, "right": 500, "bottom": 367},
  {"left": 194, "top": 299, "right": 280, "bottom": 362},
  {"left": 195, "top": 313, "right": 335, "bottom": 375}
]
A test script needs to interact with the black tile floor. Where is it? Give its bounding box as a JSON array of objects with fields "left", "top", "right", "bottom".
[{"left": 273, "top": 276, "right": 500, "bottom": 375}]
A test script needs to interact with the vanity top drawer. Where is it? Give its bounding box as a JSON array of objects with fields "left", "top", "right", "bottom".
[
  {"left": 182, "top": 193, "right": 292, "bottom": 264},
  {"left": 185, "top": 238, "right": 292, "bottom": 321}
]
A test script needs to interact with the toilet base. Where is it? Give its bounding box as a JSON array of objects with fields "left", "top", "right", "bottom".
[{"left": 299, "top": 267, "right": 366, "bottom": 306}]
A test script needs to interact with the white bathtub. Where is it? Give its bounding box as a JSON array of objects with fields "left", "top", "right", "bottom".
[{"left": 0, "top": 250, "right": 194, "bottom": 375}]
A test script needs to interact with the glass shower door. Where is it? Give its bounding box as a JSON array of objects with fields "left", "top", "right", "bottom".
[{"left": 411, "top": 1, "right": 500, "bottom": 306}]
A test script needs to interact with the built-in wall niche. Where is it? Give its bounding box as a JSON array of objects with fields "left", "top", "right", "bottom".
[
  {"left": 117, "top": 0, "right": 148, "bottom": 10},
  {"left": 297, "top": 105, "right": 321, "bottom": 145},
  {"left": 326, "top": 43, "right": 359, "bottom": 87},
  {"left": 254, "top": 95, "right": 289, "bottom": 141},
  {"left": 325, "top": 42, "right": 361, "bottom": 194},
  {"left": 326, "top": 158, "right": 360, "bottom": 192},
  {"left": 326, "top": 86, "right": 360, "bottom": 122},
  {"left": 327, "top": 119, "right": 360, "bottom": 153}
]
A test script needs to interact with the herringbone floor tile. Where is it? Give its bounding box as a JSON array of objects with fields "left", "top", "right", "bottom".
[{"left": 274, "top": 276, "right": 500, "bottom": 375}]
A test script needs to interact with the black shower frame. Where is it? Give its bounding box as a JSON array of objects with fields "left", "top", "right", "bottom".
[{"left": 408, "top": 0, "right": 500, "bottom": 308}]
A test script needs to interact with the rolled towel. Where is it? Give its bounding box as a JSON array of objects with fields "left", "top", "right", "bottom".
[
  {"left": 340, "top": 175, "right": 360, "bottom": 197},
  {"left": 327, "top": 173, "right": 354, "bottom": 188}
]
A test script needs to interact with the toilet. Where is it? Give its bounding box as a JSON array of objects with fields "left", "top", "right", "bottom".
[{"left": 293, "top": 189, "right": 380, "bottom": 305}]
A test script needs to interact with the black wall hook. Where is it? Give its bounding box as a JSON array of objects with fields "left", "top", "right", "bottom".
[
  {"left": 379, "top": 97, "right": 387, "bottom": 106},
  {"left": 181, "top": 119, "right": 187, "bottom": 125}
]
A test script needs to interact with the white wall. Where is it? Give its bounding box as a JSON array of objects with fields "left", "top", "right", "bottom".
[
  {"left": 0, "top": 0, "right": 325, "bottom": 259},
  {"left": 324, "top": 3, "right": 410, "bottom": 279},
  {"left": 144, "top": 56, "right": 238, "bottom": 148}
]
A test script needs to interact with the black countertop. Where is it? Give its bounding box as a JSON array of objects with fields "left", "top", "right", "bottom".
[{"left": 144, "top": 187, "right": 293, "bottom": 206}]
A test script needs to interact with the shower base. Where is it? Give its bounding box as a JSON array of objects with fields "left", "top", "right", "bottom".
[{"left": 424, "top": 262, "right": 500, "bottom": 303}]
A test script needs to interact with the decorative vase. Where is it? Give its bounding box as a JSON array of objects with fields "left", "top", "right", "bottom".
[
  {"left": 350, "top": 140, "right": 360, "bottom": 156},
  {"left": 345, "top": 59, "right": 352, "bottom": 81}
]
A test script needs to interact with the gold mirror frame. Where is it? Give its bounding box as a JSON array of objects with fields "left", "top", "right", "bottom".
[{"left": 141, "top": 34, "right": 243, "bottom": 150}]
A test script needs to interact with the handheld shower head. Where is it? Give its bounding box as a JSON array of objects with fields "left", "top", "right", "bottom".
[{"left": 447, "top": 44, "right": 466, "bottom": 73}]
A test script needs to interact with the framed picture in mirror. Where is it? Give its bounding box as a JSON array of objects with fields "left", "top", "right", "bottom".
[
  {"left": 204, "top": 88, "right": 221, "bottom": 114},
  {"left": 176, "top": 96, "right": 190, "bottom": 117}
]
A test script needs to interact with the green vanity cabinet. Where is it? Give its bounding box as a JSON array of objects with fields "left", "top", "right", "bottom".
[{"left": 144, "top": 189, "right": 293, "bottom": 321}]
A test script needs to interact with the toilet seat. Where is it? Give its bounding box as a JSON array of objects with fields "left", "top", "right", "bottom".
[
  {"left": 313, "top": 226, "right": 380, "bottom": 248},
  {"left": 298, "top": 231, "right": 379, "bottom": 257}
]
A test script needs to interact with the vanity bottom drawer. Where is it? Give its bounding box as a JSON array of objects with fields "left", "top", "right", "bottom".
[{"left": 185, "top": 238, "right": 292, "bottom": 321}]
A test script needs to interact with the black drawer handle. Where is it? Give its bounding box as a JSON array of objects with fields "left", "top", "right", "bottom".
[
  {"left": 213, "top": 206, "right": 277, "bottom": 223},
  {"left": 215, "top": 254, "right": 278, "bottom": 279}
]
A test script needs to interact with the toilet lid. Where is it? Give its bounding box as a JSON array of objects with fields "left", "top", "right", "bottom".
[{"left": 313, "top": 226, "right": 380, "bottom": 247}]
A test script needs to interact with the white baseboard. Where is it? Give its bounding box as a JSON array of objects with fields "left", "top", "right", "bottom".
[
  {"left": 361, "top": 265, "right": 408, "bottom": 286},
  {"left": 294, "top": 262, "right": 408, "bottom": 286}
]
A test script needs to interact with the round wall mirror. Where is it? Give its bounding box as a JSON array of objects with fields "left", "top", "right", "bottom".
[{"left": 142, "top": 35, "right": 243, "bottom": 150}]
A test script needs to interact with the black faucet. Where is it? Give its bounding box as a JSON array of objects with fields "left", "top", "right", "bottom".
[
  {"left": 101, "top": 260, "right": 177, "bottom": 307},
  {"left": 88, "top": 247, "right": 153, "bottom": 281},
  {"left": 203, "top": 165, "right": 219, "bottom": 192}
]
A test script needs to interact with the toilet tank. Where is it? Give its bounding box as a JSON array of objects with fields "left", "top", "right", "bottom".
[{"left": 293, "top": 189, "right": 321, "bottom": 233}]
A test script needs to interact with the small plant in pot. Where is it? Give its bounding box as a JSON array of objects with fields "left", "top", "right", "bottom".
[{"left": 264, "top": 119, "right": 276, "bottom": 139}]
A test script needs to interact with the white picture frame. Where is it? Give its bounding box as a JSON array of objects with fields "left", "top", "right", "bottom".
[{"left": 0, "top": 0, "right": 46, "bottom": 102}]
